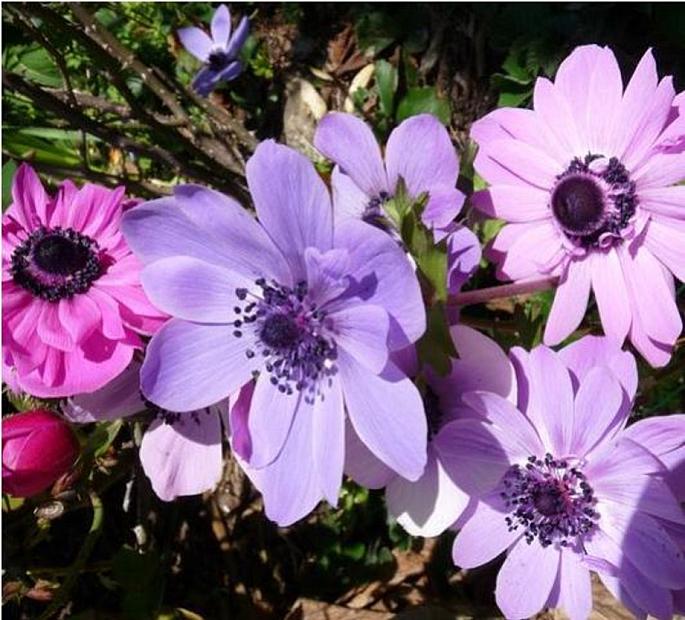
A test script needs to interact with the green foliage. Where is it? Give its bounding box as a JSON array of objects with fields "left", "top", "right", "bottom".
[
  {"left": 3, "top": 44, "right": 63, "bottom": 87},
  {"left": 112, "top": 547, "right": 164, "bottom": 619},
  {"left": 396, "top": 87, "right": 450, "bottom": 125},
  {"left": 2, "top": 159, "right": 17, "bottom": 211},
  {"left": 375, "top": 59, "right": 398, "bottom": 119}
]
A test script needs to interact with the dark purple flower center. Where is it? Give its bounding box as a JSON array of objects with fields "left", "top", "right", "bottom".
[
  {"left": 234, "top": 279, "right": 338, "bottom": 400},
  {"left": 11, "top": 227, "right": 102, "bottom": 302},
  {"left": 552, "top": 154, "right": 638, "bottom": 248},
  {"left": 501, "top": 453, "right": 598, "bottom": 548},
  {"left": 551, "top": 176, "right": 605, "bottom": 235},
  {"left": 208, "top": 50, "right": 231, "bottom": 72}
]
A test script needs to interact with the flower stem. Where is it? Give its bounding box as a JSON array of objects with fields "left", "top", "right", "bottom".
[{"left": 449, "top": 277, "right": 558, "bottom": 307}]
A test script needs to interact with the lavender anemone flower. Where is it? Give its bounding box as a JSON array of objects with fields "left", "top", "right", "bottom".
[
  {"left": 314, "top": 112, "right": 481, "bottom": 297},
  {"left": 178, "top": 4, "right": 248, "bottom": 97},
  {"left": 471, "top": 45, "right": 685, "bottom": 366},
  {"left": 440, "top": 336, "right": 685, "bottom": 619},
  {"left": 63, "top": 360, "right": 249, "bottom": 501},
  {"left": 121, "top": 140, "right": 427, "bottom": 526},
  {"left": 344, "top": 326, "right": 517, "bottom": 537}
]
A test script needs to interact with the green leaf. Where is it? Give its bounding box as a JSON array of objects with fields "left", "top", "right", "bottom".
[
  {"left": 416, "top": 303, "right": 456, "bottom": 376},
  {"left": 112, "top": 547, "right": 164, "bottom": 619},
  {"left": 2, "top": 127, "right": 81, "bottom": 167},
  {"left": 2, "top": 160, "right": 17, "bottom": 212},
  {"left": 396, "top": 87, "right": 450, "bottom": 125},
  {"left": 83, "top": 420, "right": 123, "bottom": 459},
  {"left": 375, "top": 59, "right": 398, "bottom": 118},
  {"left": 11, "top": 45, "right": 63, "bottom": 88}
]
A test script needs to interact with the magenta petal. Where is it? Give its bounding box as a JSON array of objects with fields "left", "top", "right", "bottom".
[
  {"left": 178, "top": 26, "right": 213, "bottom": 62},
  {"left": 386, "top": 448, "right": 470, "bottom": 537},
  {"left": 384, "top": 113, "right": 458, "bottom": 196},
  {"left": 340, "top": 353, "right": 426, "bottom": 481},
  {"left": 141, "top": 257, "right": 247, "bottom": 323},
  {"left": 495, "top": 538, "right": 561, "bottom": 619},
  {"left": 140, "top": 411, "right": 223, "bottom": 501},
  {"left": 246, "top": 140, "right": 333, "bottom": 280},
  {"left": 452, "top": 491, "right": 521, "bottom": 568},
  {"left": 544, "top": 258, "right": 591, "bottom": 346},
  {"left": 9, "top": 163, "right": 49, "bottom": 229},
  {"left": 314, "top": 112, "right": 389, "bottom": 197},
  {"left": 245, "top": 373, "right": 299, "bottom": 468},
  {"left": 571, "top": 365, "right": 624, "bottom": 456},
  {"left": 141, "top": 319, "right": 256, "bottom": 411}
]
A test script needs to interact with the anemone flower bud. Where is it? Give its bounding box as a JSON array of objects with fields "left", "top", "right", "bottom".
[{"left": 2, "top": 409, "right": 79, "bottom": 498}]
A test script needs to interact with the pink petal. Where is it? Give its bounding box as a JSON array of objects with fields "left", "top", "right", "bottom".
[
  {"left": 533, "top": 77, "right": 585, "bottom": 158},
  {"left": 471, "top": 185, "right": 551, "bottom": 222},
  {"left": 639, "top": 185, "right": 685, "bottom": 219},
  {"left": 9, "top": 163, "right": 49, "bottom": 229},
  {"left": 481, "top": 137, "right": 559, "bottom": 190},
  {"left": 644, "top": 216, "right": 685, "bottom": 282},
  {"left": 58, "top": 295, "right": 101, "bottom": 346}
]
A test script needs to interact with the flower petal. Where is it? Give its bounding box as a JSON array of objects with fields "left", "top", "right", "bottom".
[
  {"left": 591, "top": 248, "right": 631, "bottom": 344},
  {"left": 544, "top": 257, "right": 591, "bottom": 346},
  {"left": 9, "top": 163, "right": 49, "bottom": 229},
  {"left": 141, "top": 319, "right": 257, "bottom": 411},
  {"left": 312, "top": 376, "right": 345, "bottom": 506},
  {"left": 140, "top": 412, "right": 223, "bottom": 501},
  {"left": 210, "top": 4, "right": 231, "bottom": 47},
  {"left": 385, "top": 113, "right": 458, "bottom": 196},
  {"left": 225, "top": 16, "right": 249, "bottom": 58},
  {"left": 330, "top": 166, "right": 369, "bottom": 224},
  {"left": 331, "top": 304, "right": 389, "bottom": 373},
  {"left": 314, "top": 112, "right": 388, "bottom": 197},
  {"left": 340, "top": 353, "right": 426, "bottom": 481},
  {"left": 386, "top": 448, "right": 470, "bottom": 537},
  {"left": 343, "top": 420, "right": 395, "bottom": 488},
  {"left": 556, "top": 548, "right": 592, "bottom": 620},
  {"left": 246, "top": 140, "right": 333, "bottom": 280},
  {"left": 471, "top": 185, "right": 551, "bottom": 222},
  {"left": 644, "top": 216, "right": 685, "bottom": 283},
  {"left": 178, "top": 26, "right": 213, "bottom": 62},
  {"left": 495, "top": 538, "right": 561, "bottom": 619}
]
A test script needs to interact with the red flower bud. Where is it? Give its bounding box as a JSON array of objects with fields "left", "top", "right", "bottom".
[{"left": 2, "top": 409, "right": 79, "bottom": 498}]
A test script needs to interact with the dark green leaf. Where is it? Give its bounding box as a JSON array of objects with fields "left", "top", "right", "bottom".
[
  {"left": 2, "top": 159, "right": 17, "bottom": 212},
  {"left": 416, "top": 303, "right": 456, "bottom": 376},
  {"left": 396, "top": 87, "right": 450, "bottom": 125},
  {"left": 375, "top": 59, "right": 398, "bottom": 118}
]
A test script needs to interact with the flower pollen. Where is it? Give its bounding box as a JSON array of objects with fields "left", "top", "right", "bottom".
[{"left": 501, "top": 453, "right": 598, "bottom": 548}]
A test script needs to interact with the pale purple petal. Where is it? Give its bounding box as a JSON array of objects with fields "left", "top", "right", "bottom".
[
  {"left": 633, "top": 151, "right": 685, "bottom": 189},
  {"left": 421, "top": 186, "right": 465, "bottom": 232},
  {"left": 558, "top": 335, "right": 638, "bottom": 401},
  {"left": 533, "top": 77, "right": 585, "bottom": 158},
  {"left": 141, "top": 319, "right": 257, "bottom": 411},
  {"left": 311, "top": 377, "right": 345, "bottom": 505},
  {"left": 587, "top": 438, "right": 665, "bottom": 481},
  {"left": 334, "top": 219, "right": 425, "bottom": 348},
  {"left": 446, "top": 225, "right": 482, "bottom": 297},
  {"left": 140, "top": 412, "right": 223, "bottom": 501},
  {"left": 122, "top": 186, "right": 290, "bottom": 283},
  {"left": 495, "top": 538, "right": 561, "bottom": 619},
  {"left": 556, "top": 549, "right": 592, "bottom": 620},
  {"left": 225, "top": 16, "right": 249, "bottom": 59},
  {"left": 340, "top": 353, "right": 426, "bottom": 481},
  {"left": 330, "top": 167, "right": 369, "bottom": 224},
  {"left": 64, "top": 360, "right": 144, "bottom": 422},
  {"left": 571, "top": 365, "right": 624, "bottom": 456},
  {"left": 644, "top": 216, "right": 685, "bottom": 283},
  {"left": 435, "top": 419, "right": 526, "bottom": 495},
  {"left": 210, "top": 4, "right": 231, "bottom": 47},
  {"left": 544, "top": 258, "right": 591, "bottom": 346},
  {"left": 331, "top": 304, "right": 389, "bottom": 373},
  {"left": 471, "top": 185, "right": 551, "bottom": 222},
  {"left": 140, "top": 257, "right": 247, "bottom": 323},
  {"left": 240, "top": 397, "right": 321, "bottom": 526},
  {"left": 245, "top": 373, "right": 299, "bottom": 468},
  {"left": 304, "top": 247, "right": 351, "bottom": 307},
  {"left": 384, "top": 113, "right": 458, "bottom": 196},
  {"left": 246, "top": 140, "right": 333, "bottom": 280},
  {"left": 178, "top": 26, "right": 212, "bottom": 62},
  {"left": 591, "top": 248, "right": 631, "bottom": 344},
  {"left": 620, "top": 560, "right": 674, "bottom": 620},
  {"left": 452, "top": 491, "right": 521, "bottom": 568},
  {"left": 228, "top": 381, "right": 254, "bottom": 460},
  {"left": 596, "top": 570, "right": 649, "bottom": 620},
  {"left": 386, "top": 448, "right": 470, "bottom": 537},
  {"left": 314, "top": 112, "right": 388, "bottom": 197},
  {"left": 343, "top": 419, "right": 395, "bottom": 488},
  {"left": 639, "top": 185, "right": 685, "bottom": 220},
  {"left": 481, "top": 137, "right": 559, "bottom": 190},
  {"left": 493, "top": 221, "right": 564, "bottom": 281},
  {"left": 524, "top": 344, "right": 575, "bottom": 455}
]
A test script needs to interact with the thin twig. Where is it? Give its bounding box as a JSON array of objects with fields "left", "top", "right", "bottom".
[{"left": 449, "top": 276, "right": 558, "bottom": 307}]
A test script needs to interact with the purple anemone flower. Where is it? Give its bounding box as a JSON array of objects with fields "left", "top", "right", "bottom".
[
  {"left": 439, "top": 335, "right": 685, "bottom": 619},
  {"left": 121, "top": 141, "right": 427, "bottom": 526},
  {"left": 63, "top": 360, "right": 250, "bottom": 501},
  {"left": 344, "top": 326, "right": 517, "bottom": 537},
  {"left": 314, "top": 112, "right": 481, "bottom": 296},
  {"left": 178, "top": 4, "right": 248, "bottom": 97},
  {"left": 471, "top": 45, "right": 685, "bottom": 367}
]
